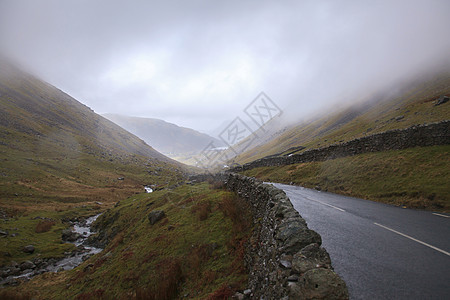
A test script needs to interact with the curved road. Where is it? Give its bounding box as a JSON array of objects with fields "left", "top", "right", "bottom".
[{"left": 271, "top": 183, "right": 450, "bottom": 300}]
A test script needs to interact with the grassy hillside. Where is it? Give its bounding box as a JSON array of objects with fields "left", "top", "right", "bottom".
[
  {"left": 243, "top": 145, "right": 450, "bottom": 212},
  {"left": 232, "top": 73, "right": 450, "bottom": 164},
  {"left": 103, "top": 114, "right": 224, "bottom": 165},
  {"left": 3, "top": 182, "right": 252, "bottom": 299},
  {"left": 0, "top": 60, "right": 186, "bottom": 266}
]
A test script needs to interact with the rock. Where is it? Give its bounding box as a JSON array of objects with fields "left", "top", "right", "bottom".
[
  {"left": 8, "top": 267, "right": 21, "bottom": 276},
  {"left": 395, "top": 115, "right": 404, "bottom": 121},
  {"left": 0, "top": 230, "right": 8, "bottom": 236},
  {"left": 148, "top": 210, "right": 165, "bottom": 225},
  {"left": 292, "top": 268, "right": 349, "bottom": 299},
  {"left": 435, "top": 95, "right": 449, "bottom": 106},
  {"left": 288, "top": 274, "right": 299, "bottom": 282},
  {"left": 20, "top": 260, "right": 35, "bottom": 270},
  {"left": 117, "top": 177, "right": 124, "bottom": 180},
  {"left": 83, "top": 263, "right": 94, "bottom": 272},
  {"left": 292, "top": 243, "right": 332, "bottom": 274},
  {"left": 23, "top": 245, "right": 35, "bottom": 254},
  {"left": 62, "top": 229, "right": 80, "bottom": 242},
  {"left": 233, "top": 292, "right": 244, "bottom": 300},
  {"left": 10, "top": 261, "right": 18, "bottom": 268},
  {"left": 2, "top": 276, "right": 18, "bottom": 286},
  {"left": 280, "top": 260, "right": 292, "bottom": 269},
  {"left": 243, "top": 289, "right": 252, "bottom": 296},
  {"left": 276, "top": 223, "right": 322, "bottom": 255},
  {"left": 22, "top": 269, "right": 33, "bottom": 274}
]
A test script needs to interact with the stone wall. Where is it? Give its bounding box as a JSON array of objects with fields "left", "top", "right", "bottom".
[
  {"left": 224, "top": 173, "right": 348, "bottom": 299},
  {"left": 230, "top": 120, "right": 450, "bottom": 172}
]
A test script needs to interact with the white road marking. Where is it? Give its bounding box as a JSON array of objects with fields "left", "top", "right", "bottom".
[
  {"left": 314, "top": 199, "right": 346, "bottom": 212},
  {"left": 374, "top": 223, "right": 450, "bottom": 257},
  {"left": 300, "top": 195, "right": 346, "bottom": 212},
  {"left": 432, "top": 213, "right": 450, "bottom": 218}
]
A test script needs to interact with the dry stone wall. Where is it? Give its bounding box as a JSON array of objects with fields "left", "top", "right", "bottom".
[
  {"left": 230, "top": 120, "right": 450, "bottom": 172},
  {"left": 223, "top": 173, "right": 348, "bottom": 299}
]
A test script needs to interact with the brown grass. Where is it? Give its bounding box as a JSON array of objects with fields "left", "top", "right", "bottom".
[
  {"left": 35, "top": 219, "right": 56, "bottom": 233},
  {"left": 219, "top": 195, "right": 251, "bottom": 232},
  {"left": 0, "top": 291, "right": 32, "bottom": 300},
  {"left": 206, "top": 284, "right": 235, "bottom": 300},
  {"left": 136, "top": 259, "right": 183, "bottom": 300},
  {"left": 208, "top": 178, "right": 225, "bottom": 190},
  {"left": 191, "top": 201, "right": 211, "bottom": 221}
]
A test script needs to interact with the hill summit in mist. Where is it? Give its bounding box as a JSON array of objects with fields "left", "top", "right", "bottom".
[{"left": 103, "top": 113, "right": 224, "bottom": 164}]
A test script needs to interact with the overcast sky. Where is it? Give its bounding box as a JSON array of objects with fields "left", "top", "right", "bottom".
[{"left": 1, "top": 0, "right": 449, "bottom": 133}]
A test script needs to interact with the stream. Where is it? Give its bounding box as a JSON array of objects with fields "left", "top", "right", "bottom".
[{"left": 0, "top": 214, "right": 103, "bottom": 286}]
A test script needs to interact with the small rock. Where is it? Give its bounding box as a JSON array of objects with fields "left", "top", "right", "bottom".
[
  {"left": 280, "top": 260, "right": 292, "bottom": 268},
  {"left": 20, "top": 260, "right": 35, "bottom": 270},
  {"left": 23, "top": 245, "right": 35, "bottom": 254},
  {"left": 435, "top": 95, "right": 449, "bottom": 106},
  {"left": 62, "top": 229, "right": 80, "bottom": 242},
  {"left": 288, "top": 274, "right": 299, "bottom": 282},
  {"left": 95, "top": 201, "right": 103, "bottom": 205},
  {"left": 8, "top": 267, "right": 21, "bottom": 276},
  {"left": 83, "top": 263, "right": 94, "bottom": 272},
  {"left": 243, "top": 289, "right": 251, "bottom": 296},
  {"left": 117, "top": 177, "right": 124, "bottom": 180},
  {"left": 0, "top": 230, "right": 8, "bottom": 236},
  {"left": 148, "top": 210, "right": 165, "bottom": 225},
  {"left": 233, "top": 292, "right": 244, "bottom": 300},
  {"left": 395, "top": 115, "right": 404, "bottom": 121}
]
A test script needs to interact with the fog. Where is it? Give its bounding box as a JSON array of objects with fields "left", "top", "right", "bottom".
[{"left": 1, "top": 0, "right": 449, "bottom": 133}]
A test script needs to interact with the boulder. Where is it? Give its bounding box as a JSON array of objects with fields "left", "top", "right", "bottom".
[
  {"left": 292, "top": 243, "right": 331, "bottom": 274},
  {"left": 20, "top": 260, "right": 35, "bottom": 270},
  {"left": 23, "top": 245, "right": 35, "bottom": 254},
  {"left": 276, "top": 222, "right": 322, "bottom": 255},
  {"left": 62, "top": 229, "right": 80, "bottom": 242},
  {"left": 435, "top": 95, "right": 449, "bottom": 106},
  {"left": 291, "top": 268, "right": 349, "bottom": 299},
  {"left": 148, "top": 210, "right": 165, "bottom": 225}
]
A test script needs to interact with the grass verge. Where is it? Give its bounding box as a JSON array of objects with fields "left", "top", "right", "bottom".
[{"left": 243, "top": 145, "right": 450, "bottom": 212}]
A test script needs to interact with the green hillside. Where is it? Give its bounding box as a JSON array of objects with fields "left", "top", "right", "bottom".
[
  {"left": 232, "top": 73, "right": 450, "bottom": 164},
  {"left": 3, "top": 182, "right": 251, "bottom": 299},
  {"left": 243, "top": 145, "right": 450, "bottom": 212},
  {"left": 0, "top": 60, "right": 186, "bottom": 265}
]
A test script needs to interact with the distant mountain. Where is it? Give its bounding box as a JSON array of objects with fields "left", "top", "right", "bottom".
[
  {"left": 230, "top": 73, "right": 450, "bottom": 164},
  {"left": 103, "top": 114, "right": 225, "bottom": 162},
  {"left": 0, "top": 59, "right": 184, "bottom": 206}
]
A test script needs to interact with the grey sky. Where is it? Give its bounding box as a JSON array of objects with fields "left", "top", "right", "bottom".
[{"left": 1, "top": 0, "right": 449, "bottom": 133}]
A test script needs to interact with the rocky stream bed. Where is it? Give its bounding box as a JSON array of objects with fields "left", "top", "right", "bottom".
[{"left": 0, "top": 214, "right": 103, "bottom": 287}]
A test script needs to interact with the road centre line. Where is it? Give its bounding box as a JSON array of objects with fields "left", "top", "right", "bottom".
[
  {"left": 300, "top": 195, "right": 346, "bottom": 212},
  {"left": 374, "top": 223, "right": 450, "bottom": 257},
  {"left": 432, "top": 213, "right": 450, "bottom": 218}
]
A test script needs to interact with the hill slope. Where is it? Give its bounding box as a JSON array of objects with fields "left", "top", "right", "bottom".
[
  {"left": 0, "top": 59, "right": 186, "bottom": 207},
  {"left": 0, "top": 59, "right": 187, "bottom": 264},
  {"left": 231, "top": 73, "right": 450, "bottom": 164},
  {"left": 103, "top": 114, "right": 224, "bottom": 164}
]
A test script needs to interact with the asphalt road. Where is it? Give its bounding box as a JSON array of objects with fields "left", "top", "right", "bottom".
[{"left": 271, "top": 183, "right": 450, "bottom": 300}]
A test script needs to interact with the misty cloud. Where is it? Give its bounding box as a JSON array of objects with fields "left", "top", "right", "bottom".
[{"left": 1, "top": 0, "right": 449, "bottom": 132}]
